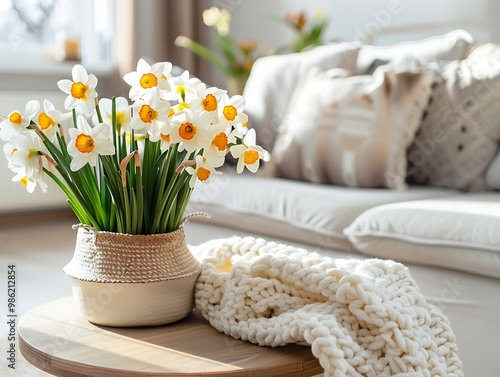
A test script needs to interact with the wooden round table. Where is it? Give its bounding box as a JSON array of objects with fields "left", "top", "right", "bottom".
[{"left": 19, "top": 296, "right": 322, "bottom": 376}]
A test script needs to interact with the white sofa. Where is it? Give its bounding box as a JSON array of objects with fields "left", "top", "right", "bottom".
[{"left": 187, "top": 30, "right": 500, "bottom": 376}]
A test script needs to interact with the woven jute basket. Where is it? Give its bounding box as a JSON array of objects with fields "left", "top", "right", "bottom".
[{"left": 63, "top": 225, "right": 201, "bottom": 327}]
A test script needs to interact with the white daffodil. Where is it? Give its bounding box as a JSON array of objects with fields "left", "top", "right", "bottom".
[
  {"left": 12, "top": 167, "right": 48, "bottom": 193},
  {"left": 36, "top": 99, "right": 62, "bottom": 142},
  {"left": 96, "top": 97, "right": 131, "bottom": 135},
  {"left": 164, "top": 70, "right": 201, "bottom": 103},
  {"left": 189, "top": 82, "right": 226, "bottom": 124},
  {"left": 6, "top": 133, "right": 46, "bottom": 179},
  {"left": 203, "top": 7, "right": 231, "bottom": 36},
  {"left": 218, "top": 94, "right": 248, "bottom": 128},
  {"left": 203, "top": 127, "right": 229, "bottom": 168},
  {"left": 57, "top": 65, "right": 98, "bottom": 114},
  {"left": 130, "top": 91, "right": 171, "bottom": 139},
  {"left": 186, "top": 155, "right": 222, "bottom": 188},
  {"left": 123, "top": 59, "right": 170, "bottom": 101},
  {"left": 170, "top": 110, "right": 211, "bottom": 153},
  {"left": 230, "top": 128, "right": 270, "bottom": 173},
  {"left": 0, "top": 100, "right": 40, "bottom": 141},
  {"left": 67, "top": 116, "right": 115, "bottom": 171}
]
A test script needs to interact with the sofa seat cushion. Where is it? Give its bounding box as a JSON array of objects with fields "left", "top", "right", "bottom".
[
  {"left": 187, "top": 173, "right": 457, "bottom": 251},
  {"left": 344, "top": 193, "right": 500, "bottom": 278}
]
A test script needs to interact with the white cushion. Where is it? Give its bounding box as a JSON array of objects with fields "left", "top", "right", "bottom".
[
  {"left": 271, "top": 66, "right": 432, "bottom": 190},
  {"left": 406, "top": 53, "right": 500, "bottom": 191},
  {"left": 187, "top": 173, "right": 457, "bottom": 251},
  {"left": 344, "top": 194, "right": 500, "bottom": 278},
  {"left": 243, "top": 42, "right": 361, "bottom": 153},
  {"left": 355, "top": 29, "right": 474, "bottom": 74}
]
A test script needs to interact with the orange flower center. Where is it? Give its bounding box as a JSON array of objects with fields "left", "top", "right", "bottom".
[
  {"left": 197, "top": 167, "right": 211, "bottom": 182},
  {"left": 223, "top": 105, "right": 237, "bottom": 121},
  {"left": 138, "top": 105, "right": 157, "bottom": 123},
  {"left": 160, "top": 133, "right": 170, "bottom": 142},
  {"left": 71, "top": 82, "right": 88, "bottom": 100},
  {"left": 202, "top": 94, "right": 217, "bottom": 112},
  {"left": 212, "top": 132, "right": 228, "bottom": 151},
  {"left": 9, "top": 112, "right": 22, "bottom": 125},
  {"left": 243, "top": 149, "right": 259, "bottom": 165},
  {"left": 168, "top": 108, "right": 175, "bottom": 117},
  {"left": 179, "top": 122, "right": 196, "bottom": 140},
  {"left": 140, "top": 73, "right": 158, "bottom": 89},
  {"left": 75, "top": 134, "right": 95, "bottom": 153},
  {"left": 38, "top": 112, "right": 55, "bottom": 130}
]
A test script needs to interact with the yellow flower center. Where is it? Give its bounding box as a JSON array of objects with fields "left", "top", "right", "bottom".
[
  {"left": 243, "top": 149, "right": 259, "bottom": 165},
  {"left": 160, "top": 133, "right": 170, "bottom": 142},
  {"left": 197, "top": 167, "right": 211, "bottom": 182},
  {"left": 138, "top": 105, "right": 157, "bottom": 123},
  {"left": 202, "top": 94, "right": 217, "bottom": 112},
  {"left": 38, "top": 112, "right": 55, "bottom": 130},
  {"left": 71, "top": 82, "right": 88, "bottom": 100},
  {"left": 168, "top": 108, "right": 175, "bottom": 117},
  {"left": 177, "top": 85, "right": 186, "bottom": 96},
  {"left": 10, "top": 148, "right": 18, "bottom": 155},
  {"left": 140, "top": 73, "right": 158, "bottom": 89},
  {"left": 9, "top": 112, "right": 22, "bottom": 125},
  {"left": 20, "top": 176, "right": 28, "bottom": 187},
  {"left": 28, "top": 149, "right": 38, "bottom": 159},
  {"left": 223, "top": 105, "right": 237, "bottom": 121},
  {"left": 179, "top": 122, "right": 196, "bottom": 140},
  {"left": 178, "top": 102, "right": 190, "bottom": 111},
  {"left": 242, "top": 121, "right": 248, "bottom": 128},
  {"left": 75, "top": 134, "right": 95, "bottom": 153},
  {"left": 212, "top": 132, "right": 228, "bottom": 151}
]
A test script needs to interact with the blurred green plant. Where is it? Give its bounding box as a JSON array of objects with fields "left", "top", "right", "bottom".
[
  {"left": 175, "top": 7, "right": 257, "bottom": 80},
  {"left": 280, "top": 10, "right": 330, "bottom": 53}
]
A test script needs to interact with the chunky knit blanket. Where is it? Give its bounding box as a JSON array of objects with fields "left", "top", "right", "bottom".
[{"left": 194, "top": 236, "right": 463, "bottom": 377}]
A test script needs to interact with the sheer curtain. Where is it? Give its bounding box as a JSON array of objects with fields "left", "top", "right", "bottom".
[{"left": 114, "top": 0, "right": 210, "bottom": 89}]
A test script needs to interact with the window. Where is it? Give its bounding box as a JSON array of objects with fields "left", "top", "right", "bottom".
[{"left": 0, "top": 0, "right": 114, "bottom": 72}]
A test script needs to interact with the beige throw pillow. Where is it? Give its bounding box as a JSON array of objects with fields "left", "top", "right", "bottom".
[
  {"left": 272, "top": 67, "right": 432, "bottom": 190},
  {"left": 406, "top": 47, "right": 500, "bottom": 191}
]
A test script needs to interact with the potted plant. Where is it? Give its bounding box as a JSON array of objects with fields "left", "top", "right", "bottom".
[{"left": 0, "top": 58, "right": 270, "bottom": 326}]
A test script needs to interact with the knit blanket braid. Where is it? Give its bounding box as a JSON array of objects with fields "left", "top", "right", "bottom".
[{"left": 194, "top": 236, "right": 463, "bottom": 377}]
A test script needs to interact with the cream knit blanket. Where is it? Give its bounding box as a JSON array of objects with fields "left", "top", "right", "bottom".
[{"left": 194, "top": 236, "right": 464, "bottom": 377}]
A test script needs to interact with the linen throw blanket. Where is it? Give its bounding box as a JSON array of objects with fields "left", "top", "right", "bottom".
[{"left": 194, "top": 236, "right": 463, "bottom": 377}]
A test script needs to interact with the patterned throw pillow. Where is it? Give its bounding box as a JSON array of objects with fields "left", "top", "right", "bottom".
[
  {"left": 271, "top": 67, "right": 432, "bottom": 190},
  {"left": 407, "top": 49, "right": 500, "bottom": 191}
]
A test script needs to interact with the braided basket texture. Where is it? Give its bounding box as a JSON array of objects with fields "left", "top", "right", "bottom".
[{"left": 63, "top": 225, "right": 201, "bottom": 327}]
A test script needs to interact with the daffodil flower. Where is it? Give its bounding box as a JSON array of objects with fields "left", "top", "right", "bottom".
[
  {"left": 218, "top": 94, "right": 248, "bottom": 128},
  {"left": 170, "top": 110, "right": 211, "bottom": 153},
  {"left": 57, "top": 65, "right": 98, "bottom": 114},
  {"left": 163, "top": 70, "right": 201, "bottom": 103},
  {"left": 67, "top": 116, "right": 115, "bottom": 171},
  {"left": 0, "top": 100, "right": 40, "bottom": 141},
  {"left": 203, "top": 7, "right": 231, "bottom": 36},
  {"left": 230, "top": 128, "right": 270, "bottom": 173},
  {"left": 185, "top": 155, "right": 222, "bottom": 188},
  {"left": 12, "top": 167, "right": 48, "bottom": 193},
  {"left": 189, "top": 82, "right": 226, "bottom": 124},
  {"left": 96, "top": 97, "right": 131, "bottom": 135},
  {"left": 203, "top": 126, "right": 229, "bottom": 168},
  {"left": 130, "top": 91, "right": 171, "bottom": 139},
  {"left": 123, "top": 59, "right": 170, "bottom": 101},
  {"left": 36, "top": 99, "right": 62, "bottom": 142},
  {"left": 6, "top": 133, "right": 46, "bottom": 179}
]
